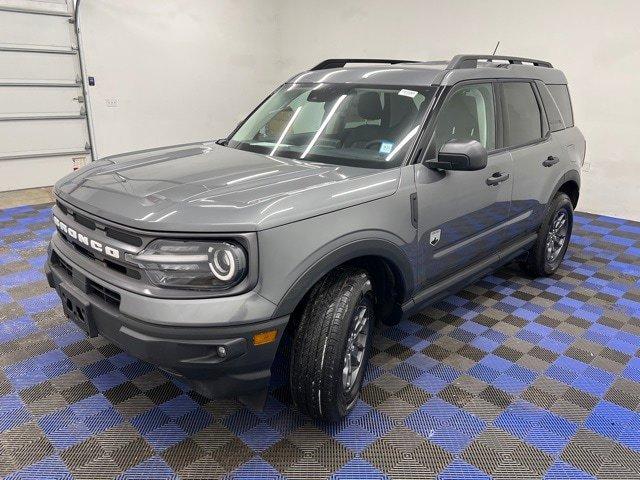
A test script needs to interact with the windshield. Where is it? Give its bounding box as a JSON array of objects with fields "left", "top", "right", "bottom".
[{"left": 226, "top": 83, "right": 436, "bottom": 168}]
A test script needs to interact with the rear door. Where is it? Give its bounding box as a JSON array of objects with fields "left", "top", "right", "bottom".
[
  {"left": 499, "top": 80, "right": 567, "bottom": 241},
  {"left": 0, "top": 0, "right": 91, "bottom": 191},
  {"left": 415, "top": 81, "right": 513, "bottom": 286}
]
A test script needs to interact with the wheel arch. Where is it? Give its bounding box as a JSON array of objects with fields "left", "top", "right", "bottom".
[
  {"left": 554, "top": 169, "right": 580, "bottom": 208},
  {"left": 272, "top": 238, "right": 414, "bottom": 322}
]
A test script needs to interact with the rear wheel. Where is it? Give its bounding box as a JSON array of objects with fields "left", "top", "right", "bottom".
[
  {"left": 290, "top": 267, "right": 374, "bottom": 422},
  {"left": 521, "top": 192, "right": 573, "bottom": 277}
]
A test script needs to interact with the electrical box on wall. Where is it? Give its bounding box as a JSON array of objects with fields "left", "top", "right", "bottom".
[{"left": 72, "top": 156, "right": 88, "bottom": 170}]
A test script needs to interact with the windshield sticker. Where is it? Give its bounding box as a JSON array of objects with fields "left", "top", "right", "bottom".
[
  {"left": 398, "top": 89, "right": 418, "bottom": 98},
  {"left": 379, "top": 142, "right": 394, "bottom": 154}
]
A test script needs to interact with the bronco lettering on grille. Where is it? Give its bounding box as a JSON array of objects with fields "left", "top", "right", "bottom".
[{"left": 53, "top": 215, "right": 121, "bottom": 260}]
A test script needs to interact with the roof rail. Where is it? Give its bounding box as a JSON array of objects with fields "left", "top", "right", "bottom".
[
  {"left": 310, "top": 58, "right": 417, "bottom": 71},
  {"left": 447, "top": 54, "right": 553, "bottom": 69}
]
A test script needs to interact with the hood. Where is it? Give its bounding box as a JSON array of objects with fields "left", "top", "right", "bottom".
[{"left": 54, "top": 142, "right": 400, "bottom": 232}]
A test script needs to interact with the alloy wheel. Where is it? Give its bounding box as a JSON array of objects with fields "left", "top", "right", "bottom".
[
  {"left": 342, "top": 303, "right": 370, "bottom": 392},
  {"left": 545, "top": 209, "right": 569, "bottom": 263}
]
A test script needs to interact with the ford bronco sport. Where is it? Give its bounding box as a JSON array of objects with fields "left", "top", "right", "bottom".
[{"left": 46, "top": 55, "right": 586, "bottom": 421}]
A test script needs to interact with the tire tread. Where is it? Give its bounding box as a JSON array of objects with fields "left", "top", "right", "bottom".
[{"left": 290, "top": 267, "right": 372, "bottom": 421}]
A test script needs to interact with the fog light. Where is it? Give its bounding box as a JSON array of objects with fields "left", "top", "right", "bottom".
[
  {"left": 253, "top": 330, "right": 278, "bottom": 346},
  {"left": 217, "top": 346, "right": 227, "bottom": 358}
]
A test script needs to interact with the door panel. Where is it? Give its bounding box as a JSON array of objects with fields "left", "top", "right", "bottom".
[
  {"left": 415, "top": 150, "right": 513, "bottom": 287},
  {"left": 499, "top": 80, "right": 569, "bottom": 242},
  {"left": 507, "top": 138, "right": 570, "bottom": 240},
  {"left": 414, "top": 81, "right": 513, "bottom": 287}
]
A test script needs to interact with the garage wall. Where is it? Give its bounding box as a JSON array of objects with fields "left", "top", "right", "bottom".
[
  {"left": 77, "top": 0, "right": 283, "bottom": 159},
  {"left": 4, "top": 0, "right": 638, "bottom": 221},
  {"left": 276, "top": 0, "right": 640, "bottom": 221}
]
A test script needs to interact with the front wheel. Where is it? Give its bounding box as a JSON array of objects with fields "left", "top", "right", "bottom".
[
  {"left": 290, "top": 267, "right": 374, "bottom": 422},
  {"left": 521, "top": 192, "right": 573, "bottom": 277}
]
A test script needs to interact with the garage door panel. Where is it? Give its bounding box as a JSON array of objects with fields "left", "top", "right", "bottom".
[
  {"left": 0, "top": 86, "right": 82, "bottom": 115},
  {"left": 0, "top": 0, "right": 90, "bottom": 191},
  {"left": 0, "top": 118, "right": 88, "bottom": 155},
  {"left": 2, "top": 154, "right": 85, "bottom": 190},
  {"left": 0, "top": 10, "right": 74, "bottom": 47},
  {"left": 0, "top": 50, "right": 78, "bottom": 81},
  {"left": 0, "top": 0, "right": 69, "bottom": 15}
]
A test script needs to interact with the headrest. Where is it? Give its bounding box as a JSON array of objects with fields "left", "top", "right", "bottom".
[
  {"left": 390, "top": 95, "right": 418, "bottom": 128},
  {"left": 357, "top": 92, "right": 383, "bottom": 120}
]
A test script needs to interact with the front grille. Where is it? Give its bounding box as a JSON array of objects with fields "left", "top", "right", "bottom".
[
  {"left": 64, "top": 237, "right": 141, "bottom": 280},
  {"left": 51, "top": 250, "right": 122, "bottom": 309},
  {"left": 87, "top": 279, "right": 121, "bottom": 308},
  {"left": 52, "top": 251, "right": 72, "bottom": 278},
  {"left": 56, "top": 200, "right": 68, "bottom": 215},
  {"left": 54, "top": 205, "right": 144, "bottom": 280},
  {"left": 73, "top": 242, "right": 96, "bottom": 260},
  {"left": 57, "top": 200, "right": 144, "bottom": 247},
  {"left": 106, "top": 226, "right": 143, "bottom": 247},
  {"left": 74, "top": 212, "right": 96, "bottom": 230}
]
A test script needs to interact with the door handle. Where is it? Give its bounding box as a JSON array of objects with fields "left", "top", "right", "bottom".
[
  {"left": 486, "top": 172, "right": 510, "bottom": 186},
  {"left": 543, "top": 156, "right": 560, "bottom": 167}
]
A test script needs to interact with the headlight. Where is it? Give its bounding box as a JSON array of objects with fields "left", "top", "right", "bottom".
[{"left": 125, "top": 240, "right": 247, "bottom": 290}]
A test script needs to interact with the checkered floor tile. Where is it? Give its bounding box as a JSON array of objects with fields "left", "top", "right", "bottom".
[{"left": 1, "top": 203, "right": 640, "bottom": 479}]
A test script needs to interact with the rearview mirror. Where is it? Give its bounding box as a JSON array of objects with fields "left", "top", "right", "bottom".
[{"left": 425, "top": 139, "right": 487, "bottom": 171}]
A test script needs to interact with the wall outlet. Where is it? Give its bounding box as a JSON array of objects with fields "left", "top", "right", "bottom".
[
  {"left": 582, "top": 162, "right": 591, "bottom": 173},
  {"left": 105, "top": 98, "right": 118, "bottom": 107}
]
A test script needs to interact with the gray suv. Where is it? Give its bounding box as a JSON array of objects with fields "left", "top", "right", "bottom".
[{"left": 46, "top": 55, "right": 586, "bottom": 421}]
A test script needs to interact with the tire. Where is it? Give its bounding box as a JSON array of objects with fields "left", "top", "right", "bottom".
[
  {"left": 521, "top": 192, "right": 573, "bottom": 277},
  {"left": 290, "top": 267, "right": 374, "bottom": 422}
]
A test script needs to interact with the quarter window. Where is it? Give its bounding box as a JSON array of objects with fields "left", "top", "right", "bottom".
[
  {"left": 427, "top": 83, "right": 496, "bottom": 158},
  {"left": 547, "top": 84, "right": 574, "bottom": 128},
  {"left": 536, "top": 81, "right": 565, "bottom": 132},
  {"left": 502, "top": 82, "right": 543, "bottom": 147}
]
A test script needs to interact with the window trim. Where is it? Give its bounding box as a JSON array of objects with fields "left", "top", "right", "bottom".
[
  {"left": 496, "top": 78, "right": 551, "bottom": 152},
  {"left": 409, "top": 79, "right": 501, "bottom": 164}
]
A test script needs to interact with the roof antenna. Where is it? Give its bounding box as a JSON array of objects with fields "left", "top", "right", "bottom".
[{"left": 492, "top": 41, "right": 500, "bottom": 56}]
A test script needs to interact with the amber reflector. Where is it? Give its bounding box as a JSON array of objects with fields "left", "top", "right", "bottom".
[{"left": 253, "top": 330, "right": 278, "bottom": 346}]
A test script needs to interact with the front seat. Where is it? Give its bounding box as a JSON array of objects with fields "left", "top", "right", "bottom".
[
  {"left": 434, "top": 92, "right": 480, "bottom": 149},
  {"left": 343, "top": 92, "right": 384, "bottom": 148},
  {"left": 387, "top": 94, "right": 419, "bottom": 138}
]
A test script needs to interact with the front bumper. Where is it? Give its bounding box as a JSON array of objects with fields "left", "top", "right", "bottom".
[{"left": 45, "top": 240, "right": 288, "bottom": 398}]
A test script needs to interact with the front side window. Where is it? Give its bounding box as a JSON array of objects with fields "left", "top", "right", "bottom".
[
  {"left": 426, "top": 83, "right": 496, "bottom": 158},
  {"left": 227, "top": 84, "right": 436, "bottom": 168},
  {"left": 502, "top": 82, "right": 543, "bottom": 147}
]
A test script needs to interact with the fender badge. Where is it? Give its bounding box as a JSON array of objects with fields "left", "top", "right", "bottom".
[{"left": 430, "top": 229, "right": 441, "bottom": 246}]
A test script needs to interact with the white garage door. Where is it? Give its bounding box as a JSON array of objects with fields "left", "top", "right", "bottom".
[{"left": 0, "top": 0, "right": 92, "bottom": 191}]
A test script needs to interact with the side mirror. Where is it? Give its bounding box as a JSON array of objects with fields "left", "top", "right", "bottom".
[{"left": 425, "top": 139, "right": 487, "bottom": 171}]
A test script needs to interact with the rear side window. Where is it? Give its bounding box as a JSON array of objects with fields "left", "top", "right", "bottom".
[
  {"left": 501, "top": 82, "right": 542, "bottom": 147},
  {"left": 547, "top": 84, "right": 574, "bottom": 128},
  {"left": 536, "top": 81, "right": 565, "bottom": 132}
]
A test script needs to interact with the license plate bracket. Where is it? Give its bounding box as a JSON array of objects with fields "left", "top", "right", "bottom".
[{"left": 59, "top": 283, "right": 98, "bottom": 337}]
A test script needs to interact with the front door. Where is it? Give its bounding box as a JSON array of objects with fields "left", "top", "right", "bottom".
[{"left": 415, "top": 81, "right": 513, "bottom": 287}]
